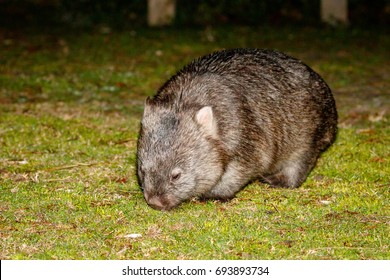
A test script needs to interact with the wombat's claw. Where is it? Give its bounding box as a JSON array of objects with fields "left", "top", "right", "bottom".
[
  {"left": 265, "top": 174, "right": 295, "bottom": 188},
  {"left": 198, "top": 195, "right": 234, "bottom": 203}
]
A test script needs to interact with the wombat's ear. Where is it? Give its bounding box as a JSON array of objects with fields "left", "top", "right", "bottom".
[
  {"left": 145, "top": 96, "right": 154, "bottom": 108},
  {"left": 196, "top": 106, "right": 218, "bottom": 138},
  {"left": 143, "top": 97, "right": 153, "bottom": 117}
]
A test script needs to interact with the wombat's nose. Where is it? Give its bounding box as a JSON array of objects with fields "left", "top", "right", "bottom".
[{"left": 147, "top": 196, "right": 165, "bottom": 210}]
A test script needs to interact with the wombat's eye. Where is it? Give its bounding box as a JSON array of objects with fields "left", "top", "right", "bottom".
[{"left": 170, "top": 168, "right": 182, "bottom": 182}]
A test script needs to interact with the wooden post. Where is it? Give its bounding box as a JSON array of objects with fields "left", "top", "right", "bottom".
[
  {"left": 321, "top": 0, "right": 348, "bottom": 25},
  {"left": 147, "top": 0, "right": 176, "bottom": 27}
]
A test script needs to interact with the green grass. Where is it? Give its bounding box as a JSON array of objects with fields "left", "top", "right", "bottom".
[{"left": 0, "top": 26, "right": 389, "bottom": 259}]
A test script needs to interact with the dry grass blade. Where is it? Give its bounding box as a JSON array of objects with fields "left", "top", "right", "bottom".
[{"left": 44, "top": 162, "right": 100, "bottom": 172}]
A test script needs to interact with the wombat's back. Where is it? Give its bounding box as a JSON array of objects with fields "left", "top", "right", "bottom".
[{"left": 155, "top": 49, "right": 337, "bottom": 154}]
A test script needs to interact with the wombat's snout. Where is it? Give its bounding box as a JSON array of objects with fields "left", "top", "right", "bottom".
[
  {"left": 144, "top": 192, "right": 175, "bottom": 211},
  {"left": 146, "top": 196, "right": 165, "bottom": 210}
]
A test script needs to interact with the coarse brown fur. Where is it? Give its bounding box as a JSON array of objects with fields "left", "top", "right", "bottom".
[{"left": 137, "top": 48, "right": 337, "bottom": 210}]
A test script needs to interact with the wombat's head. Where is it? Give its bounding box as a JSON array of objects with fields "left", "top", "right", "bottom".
[{"left": 137, "top": 98, "right": 224, "bottom": 210}]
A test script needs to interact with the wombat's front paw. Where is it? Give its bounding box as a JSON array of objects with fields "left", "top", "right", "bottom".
[
  {"left": 265, "top": 173, "right": 297, "bottom": 188},
  {"left": 200, "top": 192, "right": 236, "bottom": 202},
  {"left": 198, "top": 195, "right": 234, "bottom": 203}
]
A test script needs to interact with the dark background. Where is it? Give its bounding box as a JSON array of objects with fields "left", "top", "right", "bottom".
[{"left": 0, "top": 0, "right": 389, "bottom": 30}]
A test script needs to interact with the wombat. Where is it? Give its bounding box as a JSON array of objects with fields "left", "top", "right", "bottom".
[{"left": 137, "top": 48, "right": 337, "bottom": 211}]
